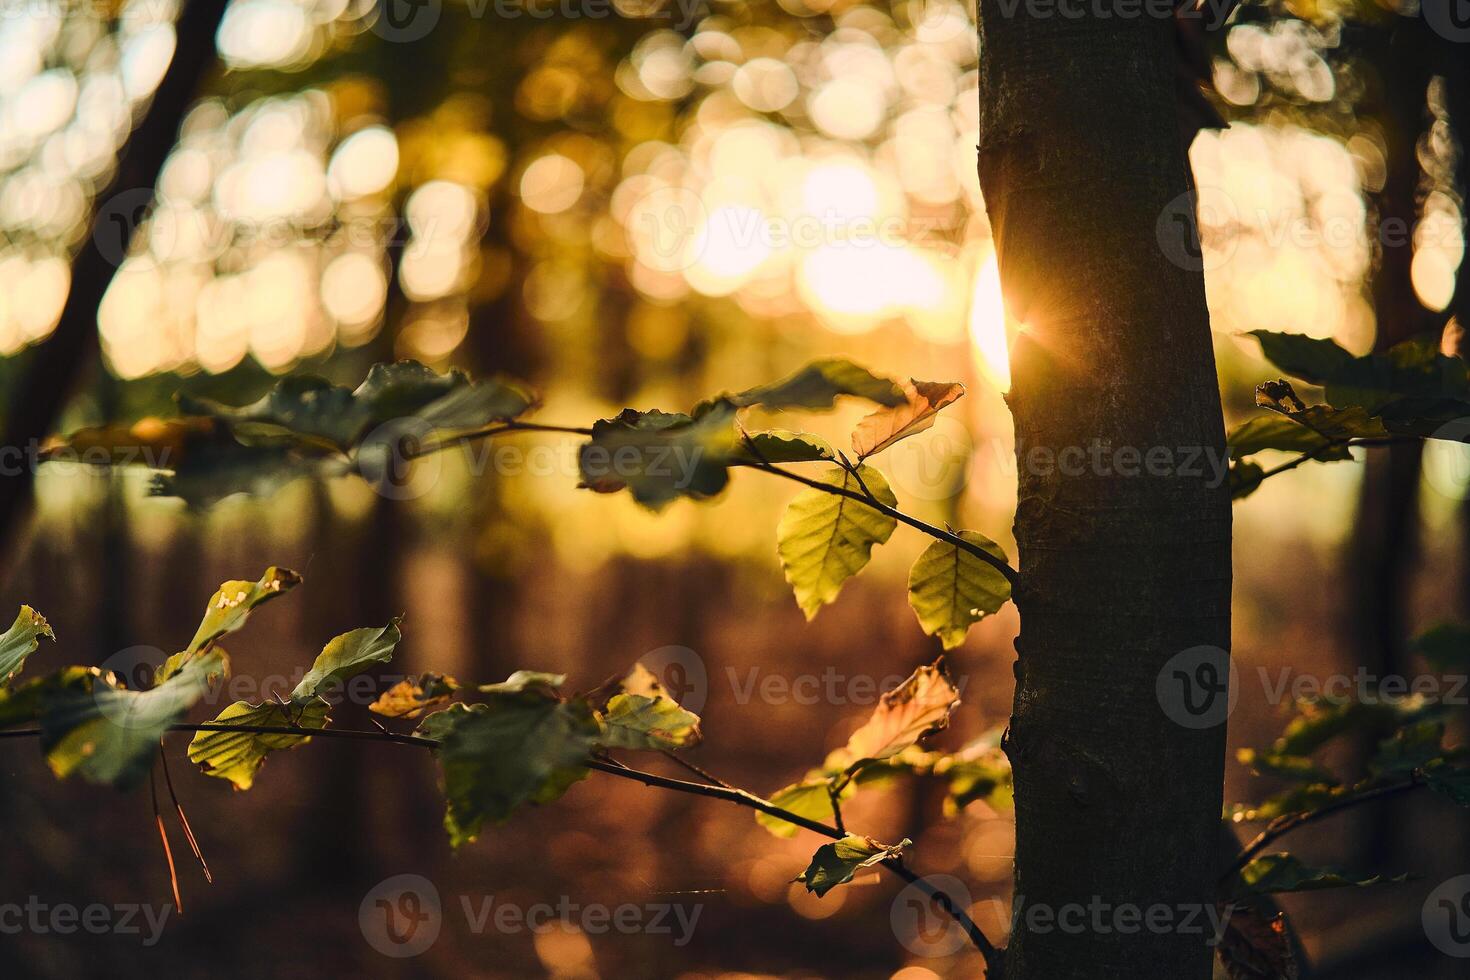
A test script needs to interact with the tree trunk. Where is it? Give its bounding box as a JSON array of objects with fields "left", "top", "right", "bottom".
[{"left": 975, "top": 8, "right": 1232, "bottom": 978}]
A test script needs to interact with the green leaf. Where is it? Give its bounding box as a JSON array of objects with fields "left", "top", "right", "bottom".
[
  {"left": 776, "top": 464, "right": 897, "bottom": 618},
  {"left": 797, "top": 835, "right": 910, "bottom": 897},
  {"left": 907, "top": 531, "right": 1011, "bottom": 649},
  {"left": 0, "top": 667, "right": 104, "bottom": 729},
  {"left": 1254, "top": 381, "right": 1390, "bottom": 442},
  {"left": 1249, "top": 331, "right": 1356, "bottom": 385},
  {"left": 0, "top": 606, "right": 52, "bottom": 685},
  {"left": 755, "top": 776, "right": 851, "bottom": 838},
  {"left": 1229, "top": 460, "right": 1267, "bottom": 500},
  {"left": 731, "top": 430, "right": 836, "bottom": 465},
  {"left": 1230, "top": 853, "right": 1405, "bottom": 899},
  {"left": 180, "top": 361, "right": 536, "bottom": 452},
  {"left": 1412, "top": 623, "right": 1470, "bottom": 670},
  {"left": 157, "top": 567, "right": 302, "bottom": 683},
  {"left": 186, "top": 621, "right": 401, "bottom": 789},
  {"left": 186, "top": 698, "right": 329, "bottom": 790},
  {"left": 1236, "top": 748, "right": 1336, "bottom": 784},
  {"left": 42, "top": 649, "right": 228, "bottom": 790},
  {"left": 1424, "top": 767, "right": 1470, "bottom": 804},
  {"left": 370, "top": 672, "right": 460, "bottom": 719},
  {"left": 1227, "top": 416, "right": 1347, "bottom": 460},
  {"left": 1271, "top": 696, "right": 1443, "bottom": 758},
  {"left": 595, "top": 663, "right": 701, "bottom": 751},
  {"left": 1369, "top": 721, "right": 1445, "bottom": 775},
  {"left": 578, "top": 405, "right": 738, "bottom": 510},
  {"left": 417, "top": 698, "right": 599, "bottom": 848},
  {"left": 826, "top": 661, "right": 960, "bottom": 776},
  {"left": 476, "top": 670, "right": 566, "bottom": 696},
  {"left": 851, "top": 380, "right": 965, "bottom": 459},
  {"left": 291, "top": 620, "right": 400, "bottom": 697},
  {"left": 726, "top": 359, "right": 904, "bottom": 411},
  {"left": 934, "top": 733, "right": 1013, "bottom": 816}
]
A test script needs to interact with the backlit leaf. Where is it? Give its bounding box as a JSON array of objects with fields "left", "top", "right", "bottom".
[
  {"left": 797, "top": 835, "right": 910, "bottom": 897},
  {"left": 827, "top": 661, "right": 959, "bottom": 774},
  {"left": 907, "top": 531, "right": 1010, "bottom": 649},
  {"left": 776, "top": 465, "right": 897, "bottom": 618},
  {"left": 187, "top": 622, "right": 401, "bottom": 789},
  {"left": 0, "top": 606, "right": 52, "bottom": 685},
  {"left": 578, "top": 405, "right": 738, "bottom": 510},
  {"left": 1229, "top": 853, "right": 1404, "bottom": 899},
  {"left": 370, "top": 672, "right": 460, "bottom": 719},
  {"left": 755, "top": 776, "right": 851, "bottom": 838},
  {"left": 157, "top": 567, "right": 301, "bottom": 683},
  {"left": 418, "top": 695, "right": 599, "bottom": 848},
  {"left": 727, "top": 359, "right": 904, "bottom": 411},
  {"left": 596, "top": 663, "right": 702, "bottom": 751},
  {"left": 731, "top": 430, "right": 836, "bottom": 464},
  {"left": 42, "top": 649, "right": 228, "bottom": 790},
  {"left": 851, "top": 379, "right": 965, "bottom": 459}
]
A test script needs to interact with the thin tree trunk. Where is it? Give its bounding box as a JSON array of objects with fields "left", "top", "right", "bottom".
[
  {"left": 976, "top": 8, "right": 1231, "bottom": 978},
  {"left": 0, "top": 0, "right": 226, "bottom": 574}
]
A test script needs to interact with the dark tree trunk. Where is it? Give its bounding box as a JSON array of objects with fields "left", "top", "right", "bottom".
[{"left": 976, "top": 8, "right": 1231, "bottom": 978}]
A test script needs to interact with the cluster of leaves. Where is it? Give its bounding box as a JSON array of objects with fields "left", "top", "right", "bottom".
[
  {"left": 51, "top": 362, "right": 537, "bottom": 506},
  {"left": 52, "top": 358, "right": 1013, "bottom": 650},
  {"left": 1215, "top": 627, "right": 1470, "bottom": 979},
  {"left": 755, "top": 662, "right": 1009, "bottom": 845},
  {"left": 0, "top": 568, "right": 996, "bottom": 915},
  {"left": 1228, "top": 330, "right": 1470, "bottom": 498}
]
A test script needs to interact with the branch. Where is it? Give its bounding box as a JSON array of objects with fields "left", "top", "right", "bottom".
[
  {"left": 1246, "top": 437, "right": 1413, "bottom": 489},
  {"left": 1221, "top": 776, "right": 1424, "bottom": 883},
  {"left": 3, "top": 721, "right": 1002, "bottom": 966}
]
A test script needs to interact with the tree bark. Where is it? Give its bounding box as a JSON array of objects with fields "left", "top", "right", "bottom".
[{"left": 975, "top": 8, "right": 1232, "bottom": 978}]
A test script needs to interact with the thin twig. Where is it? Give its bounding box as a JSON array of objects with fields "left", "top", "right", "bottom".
[
  {"left": 658, "top": 749, "right": 734, "bottom": 789},
  {"left": 746, "top": 459, "right": 1020, "bottom": 587},
  {"left": 410, "top": 420, "right": 595, "bottom": 459},
  {"left": 1247, "top": 437, "right": 1413, "bottom": 488},
  {"left": 158, "top": 742, "right": 212, "bottom": 884},
  {"left": 150, "top": 765, "right": 183, "bottom": 915},
  {"left": 1221, "top": 776, "right": 1424, "bottom": 882}
]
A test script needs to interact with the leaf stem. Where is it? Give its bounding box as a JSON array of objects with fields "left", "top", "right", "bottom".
[{"left": 1246, "top": 437, "right": 1413, "bottom": 488}]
